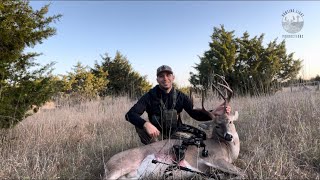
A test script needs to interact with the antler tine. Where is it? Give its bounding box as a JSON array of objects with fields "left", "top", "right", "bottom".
[
  {"left": 201, "top": 88, "right": 205, "bottom": 110},
  {"left": 189, "top": 87, "right": 193, "bottom": 105},
  {"left": 191, "top": 85, "right": 208, "bottom": 111},
  {"left": 212, "top": 83, "right": 228, "bottom": 114},
  {"left": 212, "top": 84, "right": 226, "bottom": 102},
  {"left": 217, "top": 82, "right": 233, "bottom": 102},
  {"left": 217, "top": 83, "right": 233, "bottom": 93},
  {"left": 215, "top": 74, "right": 230, "bottom": 87},
  {"left": 215, "top": 75, "right": 233, "bottom": 103}
]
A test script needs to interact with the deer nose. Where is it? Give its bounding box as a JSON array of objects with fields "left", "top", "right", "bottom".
[{"left": 224, "top": 133, "right": 233, "bottom": 141}]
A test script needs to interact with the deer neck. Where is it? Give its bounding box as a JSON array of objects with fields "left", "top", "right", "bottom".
[
  {"left": 229, "top": 132, "right": 240, "bottom": 161},
  {"left": 209, "top": 132, "right": 240, "bottom": 162}
]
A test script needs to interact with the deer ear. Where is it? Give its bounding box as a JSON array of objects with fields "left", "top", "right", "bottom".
[
  {"left": 199, "top": 121, "right": 213, "bottom": 130},
  {"left": 230, "top": 111, "right": 239, "bottom": 121}
]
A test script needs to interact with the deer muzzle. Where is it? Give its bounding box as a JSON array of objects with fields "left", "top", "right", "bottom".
[{"left": 224, "top": 133, "right": 233, "bottom": 141}]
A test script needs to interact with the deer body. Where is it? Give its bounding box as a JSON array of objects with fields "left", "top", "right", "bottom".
[
  {"left": 104, "top": 113, "right": 243, "bottom": 179},
  {"left": 105, "top": 140, "right": 176, "bottom": 179}
]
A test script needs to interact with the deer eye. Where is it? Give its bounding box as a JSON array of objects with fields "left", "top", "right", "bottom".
[
  {"left": 215, "top": 126, "right": 220, "bottom": 129},
  {"left": 229, "top": 121, "right": 232, "bottom": 124}
]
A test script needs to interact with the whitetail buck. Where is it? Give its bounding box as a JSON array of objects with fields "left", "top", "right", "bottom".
[{"left": 104, "top": 75, "right": 245, "bottom": 179}]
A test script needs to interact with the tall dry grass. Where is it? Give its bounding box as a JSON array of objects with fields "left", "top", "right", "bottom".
[{"left": 0, "top": 91, "right": 319, "bottom": 179}]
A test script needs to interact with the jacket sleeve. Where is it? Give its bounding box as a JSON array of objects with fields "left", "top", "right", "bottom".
[
  {"left": 181, "top": 93, "right": 212, "bottom": 121},
  {"left": 125, "top": 93, "right": 150, "bottom": 129}
]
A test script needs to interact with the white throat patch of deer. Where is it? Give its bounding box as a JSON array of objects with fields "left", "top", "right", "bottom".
[{"left": 104, "top": 75, "right": 245, "bottom": 179}]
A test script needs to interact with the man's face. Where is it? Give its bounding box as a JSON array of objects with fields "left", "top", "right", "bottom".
[{"left": 156, "top": 72, "right": 175, "bottom": 90}]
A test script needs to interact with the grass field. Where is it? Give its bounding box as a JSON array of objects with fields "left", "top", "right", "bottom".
[{"left": 0, "top": 91, "right": 319, "bottom": 179}]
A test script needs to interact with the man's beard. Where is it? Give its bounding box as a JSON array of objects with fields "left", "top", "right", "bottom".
[{"left": 159, "top": 84, "right": 171, "bottom": 90}]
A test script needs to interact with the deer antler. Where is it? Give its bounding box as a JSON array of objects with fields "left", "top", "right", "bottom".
[
  {"left": 190, "top": 85, "right": 208, "bottom": 111},
  {"left": 201, "top": 88, "right": 206, "bottom": 110},
  {"left": 212, "top": 75, "right": 233, "bottom": 114},
  {"left": 189, "top": 87, "right": 194, "bottom": 106},
  {"left": 190, "top": 85, "right": 215, "bottom": 120},
  {"left": 191, "top": 75, "right": 233, "bottom": 119}
]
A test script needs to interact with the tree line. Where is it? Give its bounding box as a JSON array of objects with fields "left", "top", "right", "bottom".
[
  {"left": 190, "top": 26, "right": 302, "bottom": 96},
  {"left": 59, "top": 51, "right": 152, "bottom": 101},
  {"left": 0, "top": 1, "right": 305, "bottom": 128}
]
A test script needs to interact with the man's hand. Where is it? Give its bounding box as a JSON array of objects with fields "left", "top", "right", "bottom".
[
  {"left": 213, "top": 103, "right": 231, "bottom": 116},
  {"left": 143, "top": 121, "right": 160, "bottom": 138}
]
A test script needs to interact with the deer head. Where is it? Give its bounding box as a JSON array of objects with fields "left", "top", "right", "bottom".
[{"left": 198, "top": 75, "right": 239, "bottom": 141}]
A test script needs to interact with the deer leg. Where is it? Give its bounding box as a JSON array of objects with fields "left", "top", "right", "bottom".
[
  {"left": 104, "top": 164, "right": 139, "bottom": 179},
  {"left": 104, "top": 152, "right": 146, "bottom": 179},
  {"left": 104, "top": 153, "right": 171, "bottom": 179},
  {"left": 200, "top": 159, "right": 246, "bottom": 177},
  {"left": 118, "top": 170, "right": 139, "bottom": 179}
]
